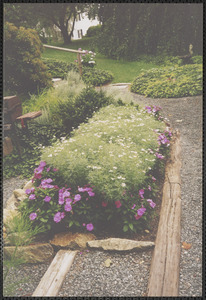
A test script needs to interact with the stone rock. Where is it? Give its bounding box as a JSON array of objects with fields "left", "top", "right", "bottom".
[
  {"left": 3, "top": 226, "right": 7, "bottom": 233},
  {"left": 50, "top": 232, "right": 96, "bottom": 249},
  {"left": 5, "top": 194, "right": 18, "bottom": 210},
  {"left": 3, "top": 232, "right": 7, "bottom": 240},
  {"left": 4, "top": 243, "right": 54, "bottom": 263},
  {"left": 3, "top": 208, "right": 19, "bottom": 224},
  {"left": 13, "top": 189, "right": 27, "bottom": 201},
  {"left": 3, "top": 137, "right": 13, "bottom": 157},
  {"left": 87, "top": 238, "right": 155, "bottom": 251},
  {"left": 23, "top": 180, "right": 34, "bottom": 191}
]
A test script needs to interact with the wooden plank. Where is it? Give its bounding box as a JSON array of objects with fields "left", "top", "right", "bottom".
[
  {"left": 147, "top": 130, "right": 182, "bottom": 296},
  {"left": 32, "top": 250, "right": 77, "bottom": 297},
  {"left": 16, "top": 111, "right": 42, "bottom": 120},
  {"left": 43, "top": 44, "right": 86, "bottom": 54}
]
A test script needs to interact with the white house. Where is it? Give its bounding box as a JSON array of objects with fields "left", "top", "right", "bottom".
[{"left": 72, "top": 12, "right": 100, "bottom": 40}]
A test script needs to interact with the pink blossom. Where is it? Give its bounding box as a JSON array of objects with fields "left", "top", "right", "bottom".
[
  {"left": 135, "top": 207, "right": 146, "bottom": 220},
  {"left": 44, "top": 196, "right": 51, "bottom": 202},
  {"left": 47, "top": 167, "right": 51, "bottom": 172},
  {"left": 131, "top": 204, "right": 136, "bottom": 210},
  {"left": 86, "top": 223, "right": 94, "bottom": 231},
  {"left": 29, "top": 194, "right": 36, "bottom": 200},
  {"left": 147, "top": 199, "right": 156, "bottom": 208},
  {"left": 64, "top": 203, "right": 72, "bottom": 212},
  {"left": 63, "top": 191, "right": 71, "bottom": 198},
  {"left": 148, "top": 185, "right": 152, "bottom": 191},
  {"left": 115, "top": 200, "right": 122, "bottom": 208},
  {"left": 139, "top": 189, "right": 144, "bottom": 199},
  {"left": 29, "top": 212, "right": 37, "bottom": 220},
  {"left": 39, "top": 161, "right": 46, "bottom": 168},
  {"left": 102, "top": 201, "right": 108, "bottom": 207},
  {"left": 54, "top": 212, "right": 62, "bottom": 223},
  {"left": 152, "top": 176, "right": 156, "bottom": 181},
  {"left": 88, "top": 191, "right": 95, "bottom": 197},
  {"left": 25, "top": 189, "right": 31, "bottom": 195},
  {"left": 74, "top": 194, "right": 81, "bottom": 202}
]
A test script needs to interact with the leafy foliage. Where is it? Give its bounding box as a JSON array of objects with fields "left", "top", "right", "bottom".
[
  {"left": 4, "top": 22, "right": 52, "bottom": 94},
  {"left": 130, "top": 64, "right": 202, "bottom": 98},
  {"left": 37, "top": 105, "right": 171, "bottom": 234},
  {"left": 42, "top": 58, "right": 78, "bottom": 78},
  {"left": 86, "top": 24, "right": 102, "bottom": 37},
  {"left": 82, "top": 68, "right": 114, "bottom": 86}
]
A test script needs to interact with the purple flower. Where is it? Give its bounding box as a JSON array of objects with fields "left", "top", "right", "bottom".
[
  {"left": 139, "top": 189, "right": 144, "bottom": 199},
  {"left": 135, "top": 207, "right": 146, "bottom": 220},
  {"left": 29, "top": 194, "right": 36, "bottom": 200},
  {"left": 47, "top": 167, "right": 51, "bottom": 172},
  {"left": 155, "top": 152, "right": 164, "bottom": 159},
  {"left": 64, "top": 203, "right": 72, "bottom": 212},
  {"left": 39, "top": 161, "right": 46, "bottom": 168},
  {"left": 53, "top": 212, "right": 62, "bottom": 223},
  {"left": 44, "top": 196, "right": 51, "bottom": 202},
  {"left": 86, "top": 223, "right": 94, "bottom": 231},
  {"left": 63, "top": 191, "right": 71, "bottom": 198},
  {"left": 115, "top": 200, "right": 122, "bottom": 208},
  {"left": 25, "top": 189, "right": 31, "bottom": 195},
  {"left": 83, "top": 223, "right": 86, "bottom": 226},
  {"left": 152, "top": 176, "right": 156, "bottom": 181},
  {"left": 61, "top": 212, "right": 65, "bottom": 219},
  {"left": 147, "top": 199, "right": 156, "bottom": 208},
  {"left": 88, "top": 191, "right": 95, "bottom": 197},
  {"left": 148, "top": 185, "right": 152, "bottom": 191},
  {"left": 74, "top": 194, "right": 81, "bottom": 202},
  {"left": 65, "top": 198, "right": 72, "bottom": 204},
  {"left": 78, "top": 187, "right": 86, "bottom": 192},
  {"left": 131, "top": 204, "right": 136, "bottom": 210},
  {"left": 31, "top": 187, "right": 35, "bottom": 193},
  {"left": 29, "top": 212, "right": 37, "bottom": 220},
  {"left": 41, "top": 178, "right": 54, "bottom": 189},
  {"left": 53, "top": 168, "right": 58, "bottom": 172},
  {"left": 145, "top": 106, "right": 152, "bottom": 113}
]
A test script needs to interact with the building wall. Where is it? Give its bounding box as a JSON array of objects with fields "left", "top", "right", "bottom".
[{"left": 72, "top": 13, "right": 100, "bottom": 40}]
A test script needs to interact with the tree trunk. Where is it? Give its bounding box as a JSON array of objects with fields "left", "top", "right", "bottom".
[{"left": 59, "top": 23, "right": 71, "bottom": 45}]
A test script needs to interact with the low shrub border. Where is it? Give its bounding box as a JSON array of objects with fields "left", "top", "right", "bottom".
[{"left": 130, "top": 64, "right": 202, "bottom": 98}]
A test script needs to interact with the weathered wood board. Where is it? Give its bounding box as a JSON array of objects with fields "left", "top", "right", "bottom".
[
  {"left": 32, "top": 250, "right": 77, "bottom": 297},
  {"left": 147, "top": 130, "right": 182, "bottom": 296}
]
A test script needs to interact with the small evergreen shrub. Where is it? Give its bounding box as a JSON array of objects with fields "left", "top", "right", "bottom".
[
  {"left": 4, "top": 22, "right": 52, "bottom": 94},
  {"left": 56, "top": 87, "right": 113, "bottom": 132},
  {"left": 86, "top": 25, "right": 102, "bottom": 37},
  {"left": 42, "top": 58, "right": 78, "bottom": 79},
  {"left": 82, "top": 68, "right": 114, "bottom": 86},
  {"left": 131, "top": 64, "right": 202, "bottom": 98},
  {"left": 19, "top": 105, "right": 172, "bottom": 234}
]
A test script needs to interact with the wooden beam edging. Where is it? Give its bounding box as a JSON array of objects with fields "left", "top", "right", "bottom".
[
  {"left": 32, "top": 250, "right": 77, "bottom": 297},
  {"left": 147, "top": 130, "right": 182, "bottom": 296}
]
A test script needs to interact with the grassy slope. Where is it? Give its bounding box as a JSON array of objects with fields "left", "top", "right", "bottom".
[{"left": 42, "top": 38, "right": 159, "bottom": 83}]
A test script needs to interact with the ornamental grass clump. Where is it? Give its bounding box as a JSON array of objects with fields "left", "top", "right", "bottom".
[{"left": 20, "top": 105, "right": 172, "bottom": 234}]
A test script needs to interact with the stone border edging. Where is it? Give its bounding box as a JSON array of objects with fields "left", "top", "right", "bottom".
[{"left": 147, "top": 130, "right": 182, "bottom": 296}]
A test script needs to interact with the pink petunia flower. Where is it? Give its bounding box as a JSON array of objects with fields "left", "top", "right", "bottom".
[
  {"left": 115, "top": 200, "right": 122, "bottom": 208},
  {"left": 139, "top": 189, "right": 144, "bottom": 199},
  {"left": 86, "top": 223, "right": 94, "bottom": 231},
  {"left": 135, "top": 207, "right": 146, "bottom": 220},
  {"left": 131, "top": 204, "right": 136, "bottom": 210},
  {"left": 29, "top": 212, "right": 37, "bottom": 220},
  {"left": 64, "top": 203, "right": 72, "bottom": 212},
  {"left": 44, "top": 196, "right": 51, "bottom": 202},
  {"left": 29, "top": 194, "right": 36, "bottom": 200},
  {"left": 148, "top": 185, "right": 152, "bottom": 191},
  {"left": 152, "top": 176, "right": 156, "bottom": 181},
  {"left": 88, "top": 191, "right": 95, "bottom": 197},
  {"left": 147, "top": 199, "right": 156, "bottom": 208},
  {"left": 25, "top": 189, "right": 31, "bottom": 195}
]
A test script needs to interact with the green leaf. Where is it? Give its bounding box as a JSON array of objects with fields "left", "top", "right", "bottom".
[
  {"left": 129, "top": 223, "right": 134, "bottom": 231},
  {"left": 123, "top": 225, "right": 128, "bottom": 232}
]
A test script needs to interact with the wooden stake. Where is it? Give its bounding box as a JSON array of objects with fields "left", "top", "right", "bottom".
[
  {"left": 32, "top": 250, "right": 77, "bottom": 297},
  {"left": 77, "top": 52, "right": 83, "bottom": 76},
  {"left": 147, "top": 130, "right": 182, "bottom": 296}
]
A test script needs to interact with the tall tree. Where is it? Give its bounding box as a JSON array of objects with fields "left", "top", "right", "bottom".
[{"left": 4, "top": 3, "right": 91, "bottom": 44}]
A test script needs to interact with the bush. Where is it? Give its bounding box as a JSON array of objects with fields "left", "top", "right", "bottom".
[
  {"left": 4, "top": 22, "right": 52, "bottom": 94},
  {"left": 20, "top": 105, "right": 172, "bottom": 234},
  {"left": 82, "top": 68, "right": 114, "bottom": 86},
  {"left": 86, "top": 25, "right": 102, "bottom": 37},
  {"left": 130, "top": 64, "right": 202, "bottom": 98},
  {"left": 56, "top": 87, "right": 113, "bottom": 132},
  {"left": 42, "top": 58, "right": 78, "bottom": 79}
]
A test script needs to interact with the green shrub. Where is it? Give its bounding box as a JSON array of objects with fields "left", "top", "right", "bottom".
[
  {"left": 191, "top": 55, "right": 203, "bottom": 64},
  {"left": 25, "top": 105, "right": 171, "bottom": 234},
  {"left": 82, "top": 68, "right": 114, "bottom": 86},
  {"left": 42, "top": 58, "right": 78, "bottom": 78},
  {"left": 56, "top": 87, "right": 113, "bottom": 132},
  {"left": 4, "top": 22, "right": 52, "bottom": 94},
  {"left": 86, "top": 25, "right": 102, "bottom": 37},
  {"left": 130, "top": 64, "right": 202, "bottom": 98}
]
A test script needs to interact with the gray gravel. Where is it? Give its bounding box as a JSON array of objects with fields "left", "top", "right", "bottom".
[{"left": 3, "top": 87, "right": 202, "bottom": 297}]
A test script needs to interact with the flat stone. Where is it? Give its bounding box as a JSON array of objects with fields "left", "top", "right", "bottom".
[
  {"left": 50, "top": 232, "right": 96, "bottom": 249},
  {"left": 3, "top": 208, "right": 19, "bottom": 224},
  {"left": 13, "top": 189, "right": 27, "bottom": 201},
  {"left": 4, "top": 243, "right": 54, "bottom": 263},
  {"left": 23, "top": 180, "right": 34, "bottom": 190},
  {"left": 5, "top": 194, "right": 18, "bottom": 210},
  {"left": 87, "top": 238, "right": 155, "bottom": 251}
]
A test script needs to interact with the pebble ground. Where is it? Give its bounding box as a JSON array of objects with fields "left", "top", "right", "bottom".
[{"left": 3, "top": 86, "right": 202, "bottom": 297}]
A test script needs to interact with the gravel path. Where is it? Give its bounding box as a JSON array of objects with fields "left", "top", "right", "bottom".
[{"left": 3, "top": 87, "right": 202, "bottom": 297}]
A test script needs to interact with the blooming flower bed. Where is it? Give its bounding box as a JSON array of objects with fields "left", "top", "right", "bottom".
[{"left": 20, "top": 105, "right": 172, "bottom": 234}]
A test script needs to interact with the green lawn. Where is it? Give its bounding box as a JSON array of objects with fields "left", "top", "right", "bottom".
[{"left": 42, "top": 38, "right": 159, "bottom": 83}]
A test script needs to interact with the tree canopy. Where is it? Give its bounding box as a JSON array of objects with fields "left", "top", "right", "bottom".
[{"left": 97, "top": 3, "right": 203, "bottom": 59}]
